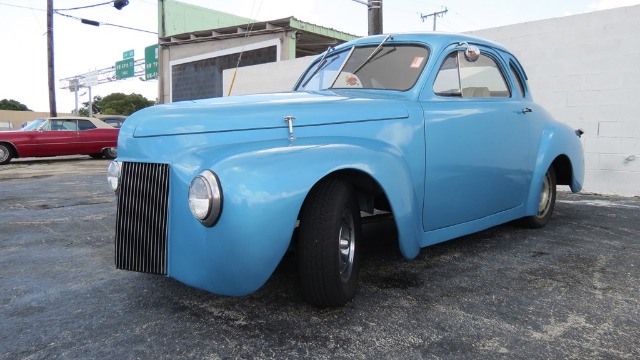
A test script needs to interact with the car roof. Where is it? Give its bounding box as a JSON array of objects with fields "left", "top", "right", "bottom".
[
  {"left": 96, "top": 115, "right": 126, "bottom": 120},
  {"left": 337, "top": 32, "right": 510, "bottom": 54},
  {"left": 39, "top": 116, "right": 116, "bottom": 129}
]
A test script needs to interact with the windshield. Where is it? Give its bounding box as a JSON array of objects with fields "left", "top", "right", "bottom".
[
  {"left": 296, "top": 44, "right": 430, "bottom": 92},
  {"left": 21, "top": 119, "right": 47, "bottom": 131}
]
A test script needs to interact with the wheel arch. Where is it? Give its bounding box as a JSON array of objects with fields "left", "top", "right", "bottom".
[
  {"left": 305, "top": 169, "right": 389, "bottom": 213},
  {"left": 298, "top": 166, "right": 421, "bottom": 260},
  {"left": 0, "top": 141, "right": 19, "bottom": 161}
]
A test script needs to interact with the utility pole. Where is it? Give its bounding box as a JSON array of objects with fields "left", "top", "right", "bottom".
[
  {"left": 352, "top": 0, "right": 383, "bottom": 35},
  {"left": 160, "top": 0, "right": 166, "bottom": 37},
  {"left": 47, "top": 0, "right": 57, "bottom": 117},
  {"left": 420, "top": 8, "right": 448, "bottom": 31},
  {"left": 368, "top": 0, "right": 383, "bottom": 35}
]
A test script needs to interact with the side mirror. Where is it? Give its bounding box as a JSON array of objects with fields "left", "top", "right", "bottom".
[
  {"left": 459, "top": 42, "right": 480, "bottom": 62},
  {"left": 464, "top": 45, "right": 481, "bottom": 62}
]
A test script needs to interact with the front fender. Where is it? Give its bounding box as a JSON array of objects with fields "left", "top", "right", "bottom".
[
  {"left": 169, "top": 136, "right": 423, "bottom": 296},
  {"left": 215, "top": 137, "right": 424, "bottom": 260},
  {"left": 525, "top": 126, "right": 585, "bottom": 215}
]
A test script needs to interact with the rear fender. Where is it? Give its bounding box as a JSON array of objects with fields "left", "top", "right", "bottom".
[{"left": 525, "top": 127, "right": 585, "bottom": 215}]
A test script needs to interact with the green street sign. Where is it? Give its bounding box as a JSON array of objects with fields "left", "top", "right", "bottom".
[
  {"left": 115, "top": 58, "right": 134, "bottom": 79},
  {"left": 123, "top": 49, "right": 134, "bottom": 59},
  {"left": 144, "top": 44, "right": 159, "bottom": 80}
]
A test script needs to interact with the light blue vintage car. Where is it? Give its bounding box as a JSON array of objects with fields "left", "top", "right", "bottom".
[{"left": 107, "top": 33, "right": 584, "bottom": 307}]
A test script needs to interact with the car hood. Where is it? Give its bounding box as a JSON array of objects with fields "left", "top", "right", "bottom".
[
  {"left": 0, "top": 130, "right": 32, "bottom": 140},
  {"left": 130, "top": 91, "right": 409, "bottom": 138}
]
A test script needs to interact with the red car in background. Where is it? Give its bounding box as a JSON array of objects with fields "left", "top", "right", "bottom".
[{"left": 0, "top": 116, "right": 119, "bottom": 165}]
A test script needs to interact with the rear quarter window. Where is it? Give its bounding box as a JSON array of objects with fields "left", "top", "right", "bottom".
[{"left": 78, "top": 120, "right": 97, "bottom": 131}]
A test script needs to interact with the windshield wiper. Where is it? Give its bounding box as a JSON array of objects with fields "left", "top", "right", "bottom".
[
  {"left": 300, "top": 46, "right": 334, "bottom": 89},
  {"left": 353, "top": 34, "right": 393, "bottom": 75}
]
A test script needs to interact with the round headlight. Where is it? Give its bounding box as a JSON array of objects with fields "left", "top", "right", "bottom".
[
  {"left": 107, "top": 161, "right": 121, "bottom": 193},
  {"left": 188, "top": 170, "right": 222, "bottom": 227}
]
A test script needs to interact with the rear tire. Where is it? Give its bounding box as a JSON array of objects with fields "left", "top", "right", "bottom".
[
  {"left": 519, "top": 167, "right": 556, "bottom": 228},
  {"left": 0, "top": 143, "right": 14, "bottom": 165},
  {"left": 102, "top": 147, "right": 117, "bottom": 159},
  {"left": 298, "top": 178, "right": 361, "bottom": 307}
]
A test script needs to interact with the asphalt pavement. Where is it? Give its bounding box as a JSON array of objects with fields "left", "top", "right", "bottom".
[{"left": 1, "top": 156, "right": 639, "bottom": 359}]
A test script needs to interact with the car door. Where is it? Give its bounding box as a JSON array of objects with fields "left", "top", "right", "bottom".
[
  {"left": 36, "top": 119, "right": 81, "bottom": 156},
  {"left": 77, "top": 119, "right": 118, "bottom": 154},
  {"left": 421, "top": 47, "right": 531, "bottom": 231},
  {"left": 77, "top": 119, "right": 101, "bottom": 153}
]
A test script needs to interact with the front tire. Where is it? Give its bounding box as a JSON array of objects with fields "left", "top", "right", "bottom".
[
  {"left": 519, "top": 167, "right": 556, "bottom": 228},
  {"left": 0, "top": 143, "right": 14, "bottom": 165},
  {"left": 298, "top": 178, "right": 361, "bottom": 307}
]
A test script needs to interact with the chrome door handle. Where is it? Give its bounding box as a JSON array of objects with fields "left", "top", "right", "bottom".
[{"left": 522, "top": 107, "right": 532, "bottom": 114}]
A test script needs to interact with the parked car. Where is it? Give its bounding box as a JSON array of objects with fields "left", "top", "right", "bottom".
[
  {"left": 0, "top": 121, "right": 15, "bottom": 131},
  {"left": 0, "top": 116, "right": 119, "bottom": 165},
  {"left": 96, "top": 115, "right": 127, "bottom": 129},
  {"left": 107, "top": 33, "right": 584, "bottom": 307}
]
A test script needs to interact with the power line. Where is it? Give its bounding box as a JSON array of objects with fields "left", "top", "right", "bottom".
[
  {"left": 228, "top": 0, "right": 264, "bottom": 96},
  {"left": 55, "top": 1, "right": 113, "bottom": 11},
  {"left": 0, "top": 1, "right": 45, "bottom": 11},
  {"left": 54, "top": 10, "right": 157, "bottom": 34},
  {"left": 137, "top": 0, "right": 157, "bottom": 6},
  {"left": 446, "top": 8, "right": 484, "bottom": 31}
]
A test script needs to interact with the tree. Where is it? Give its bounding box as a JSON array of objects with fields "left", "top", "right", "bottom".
[
  {"left": 78, "top": 93, "right": 154, "bottom": 117},
  {"left": 78, "top": 96, "right": 103, "bottom": 116},
  {"left": 0, "top": 99, "right": 32, "bottom": 111}
]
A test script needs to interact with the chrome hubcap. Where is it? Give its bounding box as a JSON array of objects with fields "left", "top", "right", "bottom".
[
  {"left": 0, "top": 147, "right": 6, "bottom": 161},
  {"left": 338, "top": 208, "right": 355, "bottom": 283},
  {"left": 537, "top": 172, "right": 552, "bottom": 217}
]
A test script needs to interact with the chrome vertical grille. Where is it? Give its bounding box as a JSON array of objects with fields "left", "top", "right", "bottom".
[{"left": 115, "top": 162, "right": 170, "bottom": 275}]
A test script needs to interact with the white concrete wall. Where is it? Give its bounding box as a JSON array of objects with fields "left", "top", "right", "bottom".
[
  {"left": 222, "top": 5, "right": 640, "bottom": 196},
  {"left": 469, "top": 5, "right": 640, "bottom": 196},
  {"left": 222, "top": 56, "right": 314, "bottom": 96}
]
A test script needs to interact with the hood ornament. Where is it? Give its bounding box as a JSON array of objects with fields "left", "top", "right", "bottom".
[{"left": 284, "top": 116, "right": 296, "bottom": 141}]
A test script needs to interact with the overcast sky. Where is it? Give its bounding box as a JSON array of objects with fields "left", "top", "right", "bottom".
[{"left": 0, "top": 0, "right": 639, "bottom": 113}]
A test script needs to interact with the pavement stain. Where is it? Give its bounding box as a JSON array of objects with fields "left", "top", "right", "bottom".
[
  {"left": 364, "top": 270, "right": 423, "bottom": 290},
  {"left": 531, "top": 250, "right": 550, "bottom": 257},
  {"left": 7, "top": 305, "right": 47, "bottom": 318}
]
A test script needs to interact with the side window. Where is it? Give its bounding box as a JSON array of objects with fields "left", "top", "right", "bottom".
[
  {"left": 460, "top": 54, "right": 509, "bottom": 98},
  {"left": 433, "top": 51, "right": 510, "bottom": 98},
  {"left": 78, "top": 120, "right": 97, "bottom": 131},
  {"left": 433, "top": 53, "right": 461, "bottom": 97},
  {"left": 61, "top": 120, "right": 78, "bottom": 131},
  {"left": 49, "top": 120, "right": 65, "bottom": 131},
  {"left": 509, "top": 63, "right": 525, "bottom": 98}
]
